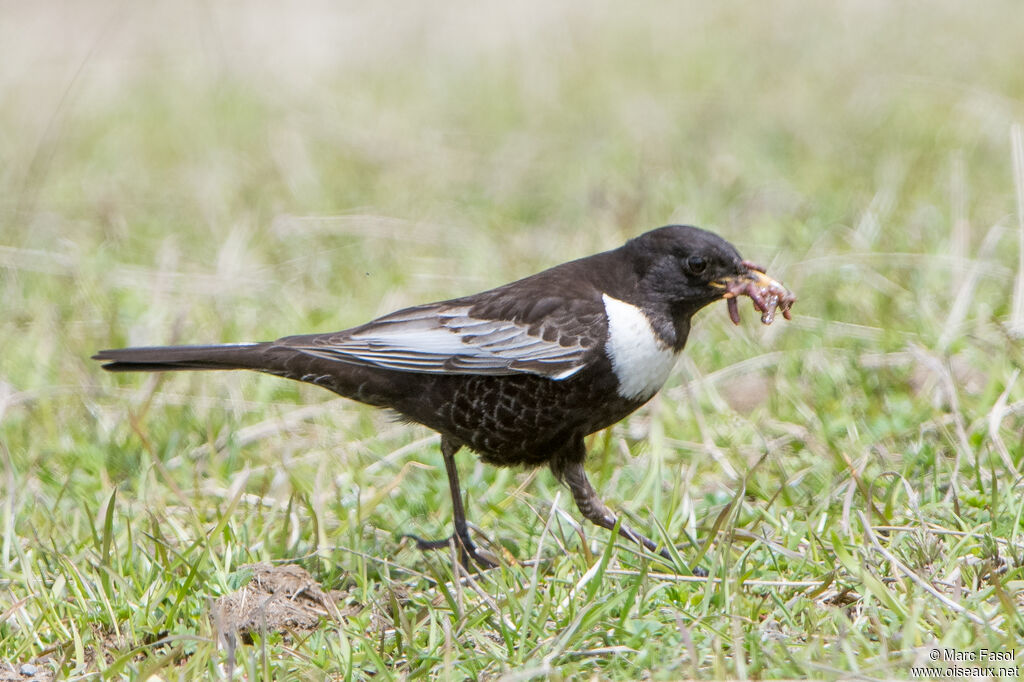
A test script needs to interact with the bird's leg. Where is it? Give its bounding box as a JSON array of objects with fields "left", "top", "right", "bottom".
[
  {"left": 402, "top": 436, "right": 497, "bottom": 569},
  {"left": 559, "top": 457, "right": 672, "bottom": 561}
]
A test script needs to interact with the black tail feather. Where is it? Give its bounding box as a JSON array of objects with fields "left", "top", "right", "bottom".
[{"left": 93, "top": 344, "right": 274, "bottom": 373}]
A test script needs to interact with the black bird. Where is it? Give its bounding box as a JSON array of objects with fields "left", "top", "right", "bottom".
[{"left": 94, "top": 225, "right": 794, "bottom": 568}]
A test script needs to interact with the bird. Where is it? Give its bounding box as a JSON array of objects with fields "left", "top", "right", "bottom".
[{"left": 94, "top": 225, "right": 794, "bottom": 569}]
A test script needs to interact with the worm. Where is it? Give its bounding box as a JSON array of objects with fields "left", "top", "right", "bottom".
[{"left": 724, "top": 263, "right": 795, "bottom": 326}]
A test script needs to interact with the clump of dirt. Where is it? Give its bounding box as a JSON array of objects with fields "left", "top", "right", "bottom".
[{"left": 213, "top": 563, "right": 358, "bottom": 645}]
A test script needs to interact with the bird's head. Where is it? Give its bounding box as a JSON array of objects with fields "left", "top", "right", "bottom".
[{"left": 627, "top": 225, "right": 795, "bottom": 324}]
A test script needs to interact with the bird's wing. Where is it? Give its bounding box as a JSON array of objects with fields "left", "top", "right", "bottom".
[{"left": 276, "top": 294, "right": 606, "bottom": 380}]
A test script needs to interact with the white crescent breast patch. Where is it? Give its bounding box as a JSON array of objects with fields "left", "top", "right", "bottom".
[{"left": 602, "top": 294, "right": 679, "bottom": 400}]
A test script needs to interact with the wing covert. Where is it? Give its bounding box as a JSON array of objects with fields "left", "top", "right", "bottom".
[{"left": 276, "top": 297, "right": 605, "bottom": 380}]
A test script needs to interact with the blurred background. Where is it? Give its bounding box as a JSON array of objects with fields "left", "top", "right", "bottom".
[{"left": 2, "top": 0, "right": 1023, "bottom": 677}]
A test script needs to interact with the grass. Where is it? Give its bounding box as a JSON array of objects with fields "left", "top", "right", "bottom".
[{"left": 3, "top": 1, "right": 1024, "bottom": 678}]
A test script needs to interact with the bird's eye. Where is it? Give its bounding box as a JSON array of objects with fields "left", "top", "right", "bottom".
[{"left": 685, "top": 255, "right": 708, "bottom": 276}]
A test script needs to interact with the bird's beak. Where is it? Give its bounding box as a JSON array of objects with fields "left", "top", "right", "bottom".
[{"left": 710, "top": 268, "right": 778, "bottom": 296}]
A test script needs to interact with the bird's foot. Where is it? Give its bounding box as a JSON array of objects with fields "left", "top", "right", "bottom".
[
  {"left": 645, "top": 540, "right": 707, "bottom": 577},
  {"left": 401, "top": 532, "right": 498, "bottom": 570}
]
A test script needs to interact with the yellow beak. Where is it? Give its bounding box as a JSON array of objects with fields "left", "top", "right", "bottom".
[{"left": 712, "top": 268, "right": 778, "bottom": 296}]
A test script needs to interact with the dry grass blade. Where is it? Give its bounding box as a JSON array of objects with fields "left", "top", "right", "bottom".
[
  {"left": 858, "top": 512, "right": 1004, "bottom": 635},
  {"left": 604, "top": 569, "right": 827, "bottom": 589},
  {"left": 1010, "top": 123, "right": 1024, "bottom": 337}
]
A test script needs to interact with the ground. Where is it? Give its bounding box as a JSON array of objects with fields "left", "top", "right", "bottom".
[{"left": 2, "top": 1, "right": 1023, "bottom": 679}]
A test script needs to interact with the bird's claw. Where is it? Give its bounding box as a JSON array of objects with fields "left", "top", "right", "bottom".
[{"left": 400, "top": 532, "right": 498, "bottom": 570}]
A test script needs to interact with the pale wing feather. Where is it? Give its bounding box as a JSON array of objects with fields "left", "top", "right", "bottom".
[{"left": 284, "top": 304, "right": 594, "bottom": 379}]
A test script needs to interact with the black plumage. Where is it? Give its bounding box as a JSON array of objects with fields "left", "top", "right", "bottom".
[{"left": 94, "top": 225, "right": 794, "bottom": 567}]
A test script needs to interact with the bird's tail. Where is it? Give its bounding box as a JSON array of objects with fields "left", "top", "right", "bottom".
[
  {"left": 93, "top": 343, "right": 281, "bottom": 373},
  {"left": 93, "top": 340, "right": 408, "bottom": 409}
]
